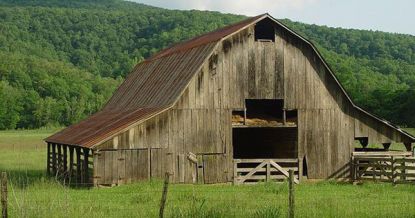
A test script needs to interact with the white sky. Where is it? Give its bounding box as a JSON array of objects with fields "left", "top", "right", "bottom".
[{"left": 131, "top": 0, "right": 415, "bottom": 36}]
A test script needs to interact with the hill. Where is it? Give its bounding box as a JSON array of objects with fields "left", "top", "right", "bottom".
[{"left": 0, "top": 0, "right": 414, "bottom": 129}]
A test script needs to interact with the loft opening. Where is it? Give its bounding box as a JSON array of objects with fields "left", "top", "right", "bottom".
[
  {"left": 255, "top": 18, "right": 275, "bottom": 42},
  {"left": 232, "top": 99, "right": 298, "bottom": 159},
  {"left": 232, "top": 99, "right": 297, "bottom": 127}
]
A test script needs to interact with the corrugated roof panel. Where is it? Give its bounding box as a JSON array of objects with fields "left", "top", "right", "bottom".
[
  {"left": 46, "top": 42, "right": 218, "bottom": 147},
  {"left": 148, "top": 14, "right": 266, "bottom": 60}
]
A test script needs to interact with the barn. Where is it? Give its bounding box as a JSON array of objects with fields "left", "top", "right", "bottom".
[{"left": 45, "top": 14, "right": 415, "bottom": 186}]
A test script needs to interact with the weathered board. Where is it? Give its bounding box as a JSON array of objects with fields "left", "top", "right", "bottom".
[
  {"left": 91, "top": 17, "right": 412, "bottom": 185},
  {"left": 94, "top": 149, "right": 149, "bottom": 186}
]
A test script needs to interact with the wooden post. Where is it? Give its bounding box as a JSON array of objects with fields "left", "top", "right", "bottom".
[
  {"left": 233, "top": 160, "right": 238, "bottom": 185},
  {"left": 382, "top": 143, "right": 391, "bottom": 151},
  {"left": 47, "top": 143, "right": 51, "bottom": 175},
  {"left": 159, "top": 172, "right": 170, "bottom": 218},
  {"left": 76, "top": 147, "right": 81, "bottom": 185},
  {"left": 52, "top": 144, "right": 57, "bottom": 175},
  {"left": 288, "top": 169, "right": 294, "bottom": 218},
  {"left": 391, "top": 156, "right": 396, "bottom": 185},
  {"left": 57, "top": 144, "right": 62, "bottom": 176},
  {"left": 404, "top": 143, "right": 412, "bottom": 152},
  {"left": 1, "top": 172, "right": 7, "bottom": 218},
  {"left": 83, "top": 148, "right": 89, "bottom": 185},
  {"left": 283, "top": 109, "right": 287, "bottom": 126},
  {"left": 63, "top": 145, "right": 68, "bottom": 174},
  {"left": 69, "top": 146, "right": 74, "bottom": 179},
  {"left": 243, "top": 108, "right": 247, "bottom": 125},
  {"left": 350, "top": 156, "right": 355, "bottom": 183},
  {"left": 401, "top": 157, "right": 406, "bottom": 181}
]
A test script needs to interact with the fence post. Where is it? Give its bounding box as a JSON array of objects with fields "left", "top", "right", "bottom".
[
  {"left": 391, "top": 156, "right": 396, "bottom": 185},
  {"left": 288, "top": 169, "right": 295, "bottom": 218},
  {"left": 401, "top": 157, "right": 406, "bottom": 181},
  {"left": 1, "top": 172, "right": 7, "bottom": 218},
  {"left": 159, "top": 172, "right": 170, "bottom": 218},
  {"left": 350, "top": 156, "right": 355, "bottom": 184}
]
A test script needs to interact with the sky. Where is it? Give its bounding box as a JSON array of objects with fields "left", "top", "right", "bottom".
[{"left": 131, "top": 0, "right": 415, "bottom": 36}]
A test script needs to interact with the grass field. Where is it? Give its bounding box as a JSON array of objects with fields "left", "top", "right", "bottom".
[{"left": 0, "top": 129, "right": 414, "bottom": 217}]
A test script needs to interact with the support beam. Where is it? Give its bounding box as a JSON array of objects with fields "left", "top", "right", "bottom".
[
  {"left": 357, "top": 138, "right": 368, "bottom": 148},
  {"left": 63, "top": 145, "right": 68, "bottom": 177},
  {"left": 243, "top": 108, "right": 247, "bottom": 125},
  {"left": 83, "top": 148, "right": 89, "bottom": 185},
  {"left": 51, "top": 144, "right": 57, "bottom": 175},
  {"left": 69, "top": 146, "right": 74, "bottom": 179},
  {"left": 47, "top": 143, "right": 51, "bottom": 175},
  {"left": 382, "top": 143, "right": 391, "bottom": 151},
  {"left": 404, "top": 142, "right": 412, "bottom": 152},
  {"left": 76, "top": 147, "right": 81, "bottom": 185},
  {"left": 57, "top": 144, "right": 62, "bottom": 176},
  {"left": 282, "top": 109, "right": 287, "bottom": 125}
]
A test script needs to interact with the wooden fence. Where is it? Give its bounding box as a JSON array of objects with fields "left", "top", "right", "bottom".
[
  {"left": 352, "top": 154, "right": 415, "bottom": 184},
  {"left": 233, "top": 159, "right": 299, "bottom": 184}
]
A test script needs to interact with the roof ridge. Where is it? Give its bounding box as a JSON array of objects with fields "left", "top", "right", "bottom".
[{"left": 147, "top": 14, "right": 267, "bottom": 61}]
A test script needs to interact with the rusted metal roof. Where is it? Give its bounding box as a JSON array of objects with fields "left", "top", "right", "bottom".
[
  {"left": 45, "top": 43, "right": 216, "bottom": 148},
  {"left": 148, "top": 14, "right": 266, "bottom": 61},
  {"left": 46, "top": 15, "right": 265, "bottom": 148},
  {"left": 45, "top": 107, "right": 166, "bottom": 147},
  {"left": 46, "top": 13, "right": 414, "bottom": 148}
]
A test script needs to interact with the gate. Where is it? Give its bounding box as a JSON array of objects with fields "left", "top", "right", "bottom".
[
  {"left": 233, "top": 159, "right": 299, "bottom": 184},
  {"left": 352, "top": 152, "right": 415, "bottom": 184}
]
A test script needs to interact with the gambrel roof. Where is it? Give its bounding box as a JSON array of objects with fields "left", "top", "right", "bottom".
[{"left": 45, "top": 14, "right": 415, "bottom": 148}]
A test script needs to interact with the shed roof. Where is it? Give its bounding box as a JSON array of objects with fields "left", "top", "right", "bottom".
[{"left": 46, "top": 14, "right": 415, "bottom": 148}]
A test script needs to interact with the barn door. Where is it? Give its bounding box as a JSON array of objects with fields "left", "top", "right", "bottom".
[
  {"left": 202, "top": 154, "right": 228, "bottom": 184},
  {"left": 93, "top": 149, "right": 149, "bottom": 186},
  {"left": 150, "top": 148, "right": 166, "bottom": 179}
]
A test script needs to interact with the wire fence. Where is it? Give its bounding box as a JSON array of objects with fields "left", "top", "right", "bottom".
[{"left": 1, "top": 171, "right": 415, "bottom": 218}]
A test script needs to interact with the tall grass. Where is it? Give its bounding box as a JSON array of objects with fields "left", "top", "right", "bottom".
[{"left": 0, "top": 129, "right": 414, "bottom": 217}]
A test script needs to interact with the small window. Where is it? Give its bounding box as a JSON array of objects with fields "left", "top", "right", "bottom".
[{"left": 254, "top": 18, "right": 275, "bottom": 42}]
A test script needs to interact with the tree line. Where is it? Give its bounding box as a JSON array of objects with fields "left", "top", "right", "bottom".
[{"left": 0, "top": 0, "right": 414, "bottom": 129}]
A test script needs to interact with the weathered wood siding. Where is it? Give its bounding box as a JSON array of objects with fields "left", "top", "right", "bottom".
[
  {"left": 93, "top": 19, "right": 411, "bottom": 184},
  {"left": 276, "top": 26, "right": 356, "bottom": 179},
  {"left": 354, "top": 109, "right": 412, "bottom": 144}
]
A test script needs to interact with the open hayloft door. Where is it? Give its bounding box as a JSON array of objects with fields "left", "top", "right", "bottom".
[{"left": 232, "top": 99, "right": 300, "bottom": 184}]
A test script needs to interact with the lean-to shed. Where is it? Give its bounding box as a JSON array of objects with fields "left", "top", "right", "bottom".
[{"left": 45, "top": 14, "right": 415, "bottom": 186}]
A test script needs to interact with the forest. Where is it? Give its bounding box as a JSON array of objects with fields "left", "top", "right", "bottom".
[{"left": 0, "top": 0, "right": 414, "bottom": 129}]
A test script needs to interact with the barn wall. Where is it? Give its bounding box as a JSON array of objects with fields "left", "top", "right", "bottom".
[
  {"left": 354, "top": 109, "right": 412, "bottom": 144},
  {"left": 276, "top": 27, "right": 356, "bottom": 179},
  {"left": 93, "top": 19, "right": 411, "bottom": 184},
  {"left": 171, "top": 26, "right": 289, "bottom": 182},
  {"left": 94, "top": 108, "right": 230, "bottom": 184},
  {"left": 96, "top": 23, "right": 354, "bottom": 181}
]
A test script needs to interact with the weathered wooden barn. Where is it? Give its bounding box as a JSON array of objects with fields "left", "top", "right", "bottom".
[{"left": 45, "top": 14, "right": 415, "bottom": 186}]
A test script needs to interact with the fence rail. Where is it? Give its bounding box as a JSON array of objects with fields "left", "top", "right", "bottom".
[
  {"left": 352, "top": 155, "right": 415, "bottom": 184},
  {"left": 234, "top": 159, "right": 299, "bottom": 184}
]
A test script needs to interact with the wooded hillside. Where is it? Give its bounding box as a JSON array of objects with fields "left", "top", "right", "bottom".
[{"left": 0, "top": 0, "right": 414, "bottom": 129}]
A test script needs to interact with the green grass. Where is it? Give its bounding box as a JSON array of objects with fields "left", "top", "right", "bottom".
[{"left": 0, "top": 129, "right": 415, "bottom": 217}]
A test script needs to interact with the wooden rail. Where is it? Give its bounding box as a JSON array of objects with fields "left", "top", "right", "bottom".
[
  {"left": 234, "top": 159, "right": 299, "bottom": 184},
  {"left": 352, "top": 155, "right": 415, "bottom": 184}
]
